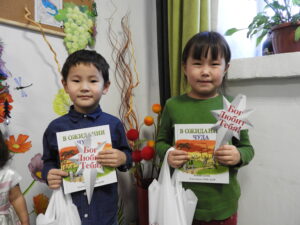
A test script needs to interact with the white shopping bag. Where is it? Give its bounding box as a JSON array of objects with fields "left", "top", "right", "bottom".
[
  {"left": 149, "top": 148, "right": 198, "bottom": 225},
  {"left": 36, "top": 188, "right": 81, "bottom": 225}
]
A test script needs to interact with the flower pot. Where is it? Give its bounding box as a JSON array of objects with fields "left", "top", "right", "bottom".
[
  {"left": 136, "top": 178, "right": 154, "bottom": 225},
  {"left": 271, "top": 22, "right": 300, "bottom": 54},
  {"left": 136, "top": 185, "right": 149, "bottom": 225}
]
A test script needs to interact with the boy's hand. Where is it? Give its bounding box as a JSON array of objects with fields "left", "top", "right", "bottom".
[
  {"left": 96, "top": 148, "right": 126, "bottom": 168},
  {"left": 167, "top": 149, "right": 189, "bottom": 169},
  {"left": 47, "top": 169, "right": 68, "bottom": 189},
  {"left": 214, "top": 144, "right": 241, "bottom": 166}
]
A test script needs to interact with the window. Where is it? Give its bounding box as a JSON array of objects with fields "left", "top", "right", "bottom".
[
  {"left": 217, "top": 0, "right": 299, "bottom": 59},
  {"left": 217, "top": 0, "right": 262, "bottom": 59}
]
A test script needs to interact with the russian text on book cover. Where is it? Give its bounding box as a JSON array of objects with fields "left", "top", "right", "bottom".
[
  {"left": 56, "top": 125, "right": 117, "bottom": 204},
  {"left": 175, "top": 124, "right": 229, "bottom": 184}
]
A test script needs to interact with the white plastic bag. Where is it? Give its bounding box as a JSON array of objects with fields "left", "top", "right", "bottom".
[
  {"left": 149, "top": 148, "right": 198, "bottom": 225},
  {"left": 36, "top": 188, "right": 81, "bottom": 225}
]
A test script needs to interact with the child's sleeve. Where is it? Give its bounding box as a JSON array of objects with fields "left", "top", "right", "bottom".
[
  {"left": 41, "top": 127, "right": 60, "bottom": 181},
  {"left": 232, "top": 129, "right": 254, "bottom": 167},
  {"left": 156, "top": 104, "right": 173, "bottom": 160},
  {"left": 115, "top": 121, "right": 132, "bottom": 172},
  {"left": 9, "top": 168, "right": 22, "bottom": 188}
]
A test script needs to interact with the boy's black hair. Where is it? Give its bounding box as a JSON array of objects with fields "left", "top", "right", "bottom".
[
  {"left": 182, "top": 31, "right": 231, "bottom": 94},
  {"left": 0, "top": 130, "right": 11, "bottom": 169},
  {"left": 61, "top": 49, "right": 110, "bottom": 83}
]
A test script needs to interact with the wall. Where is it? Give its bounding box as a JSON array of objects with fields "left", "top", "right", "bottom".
[
  {"left": 0, "top": 0, "right": 159, "bottom": 224},
  {"left": 228, "top": 73, "right": 300, "bottom": 224}
]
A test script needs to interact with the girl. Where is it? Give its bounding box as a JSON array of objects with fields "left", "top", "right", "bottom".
[
  {"left": 156, "top": 31, "right": 254, "bottom": 225},
  {"left": 0, "top": 130, "right": 30, "bottom": 225}
]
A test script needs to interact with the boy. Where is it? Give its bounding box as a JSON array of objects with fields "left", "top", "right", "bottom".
[{"left": 42, "top": 50, "right": 132, "bottom": 225}]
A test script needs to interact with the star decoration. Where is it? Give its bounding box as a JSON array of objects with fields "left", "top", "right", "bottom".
[
  {"left": 68, "top": 136, "right": 106, "bottom": 204},
  {"left": 211, "top": 94, "right": 254, "bottom": 150}
]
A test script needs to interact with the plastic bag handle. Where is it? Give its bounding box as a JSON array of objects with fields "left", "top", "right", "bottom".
[
  {"left": 44, "top": 189, "right": 59, "bottom": 219},
  {"left": 158, "top": 148, "right": 174, "bottom": 184}
]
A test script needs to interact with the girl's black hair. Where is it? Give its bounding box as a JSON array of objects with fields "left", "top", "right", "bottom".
[
  {"left": 182, "top": 31, "right": 231, "bottom": 94},
  {"left": 0, "top": 130, "right": 11, "bottom": 169},
  {"left": 61, "top": 49, "right": 110, "bottom": 83}
]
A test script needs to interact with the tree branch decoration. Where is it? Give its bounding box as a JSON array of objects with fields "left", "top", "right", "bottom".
[
  {"left": 24, "top": 7, "right": 61, "bottom": 74},
  {"left": 107, "top": 10, "right": 140, "bottom": 131}
]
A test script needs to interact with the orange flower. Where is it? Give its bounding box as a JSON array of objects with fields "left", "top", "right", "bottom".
[
  {"left": 152, "top": 104, "right": 162, "bottom": 114},
  {"left": 144, "top": 116, "right": 154, "bottom": 126},
  {"left": 33, "top": 193, "right": 49, "bottom": 215},
  {"left": 0, "top": 92, "right": 13, "bottom": 103},
  {"left": 147, "top": 140, "right": 155, "bottom": 148},
  {"left": 6, "top": 134, "right": 32, "bottom": 153},
  {"left": 0, "top": 103, "right": 13, "bottom": 123}
]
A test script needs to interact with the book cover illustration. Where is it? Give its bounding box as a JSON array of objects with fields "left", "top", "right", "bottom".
[
  {"left": 57, "top": 125, "right": 117, "bottom": 203},
  {"left": 174, "top": 124, "right": 229, "bottom": 184}
]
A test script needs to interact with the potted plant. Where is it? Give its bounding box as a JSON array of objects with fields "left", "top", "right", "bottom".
[{"left": 225, "top": 0, "right": 300, "bottom": 54}]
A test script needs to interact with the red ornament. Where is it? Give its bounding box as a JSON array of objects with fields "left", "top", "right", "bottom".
[
  {"left": 141, "top": 146, "right": 155, "bottom": 160},
  {"left": 132, "top": 150, "right": 142, "bottom": 162},
  {"left": 126, "top": 129, "right": 139, "bottom": 141}
]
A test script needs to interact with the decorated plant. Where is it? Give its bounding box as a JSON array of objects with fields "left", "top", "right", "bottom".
[
  {"left": 126, "top": 104, "right": 162, "bottom": 188},
  {"left": 225, "top": 0, "right": 300, "bottom": 46},
  {"left": 0, "top": 39, "right": 13, "bottom": 125},
  {"left": 55, "top": 2, "right": 97, "bottom": 54}
]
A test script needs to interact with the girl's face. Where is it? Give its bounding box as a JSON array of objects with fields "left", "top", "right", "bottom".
[
  {"left": 62, "top": 63, "right": 110, "bottom": 114},
  {"left": 184, "top": 49, "right": 229, "bottom": 99}
]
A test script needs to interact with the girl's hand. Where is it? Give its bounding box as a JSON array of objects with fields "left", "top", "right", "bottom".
[
  {"left": 167, "top": 149, "right": 189, "bottom": 168},
  {"left": 47, "top": 169, "right": 68, "bottom": 189},
  {"left": 96, "top": 148, "right": 126, "bottom": 168},
  {"left": 214, "top": 144, "right": 241, "bottom": 166}
]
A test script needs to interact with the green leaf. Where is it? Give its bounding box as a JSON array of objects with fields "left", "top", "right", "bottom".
[
  {"left": 54, "top": 9, "right": 68, "bottom": 22},
  {"left": 268, "top": 1, "right": 285, "bottom": 11},
  {"left": 292, "top": 0, "right": 300, "bottom": 6},
  {"left": 64, "top": 2, "right": 76, "bottom": 8},
  {"left": 92, "top": 2, "right": 98, "bottom": 17},
  {"left": 248, "top": 29, "right": 260, "bottom": 38},
  {"left": 87, "top": 11, "right": 96, "bottom": 18},
  {"left": 79, "top": 5, "right": 88, "bottom": 12},
  {"left": 291, "top": 14, "right": 300, "bottom": 23},
  {"left": 89, "top": 37, "right": 95, "bottom": 47},
  {"left": 256, "top": 29, "right": 268, "bottom": 46},
  {"left": 256, "top": 36, "right": 264, "bottom": 47},
  {"left": 295, "top": 26, "right": 300, "bottom": 41},
  {"left": 224, "top": 28, "right": 240, "bottom": 36},
  {"left": 133, "top": 138, "right": 147, "bottom": 149}
]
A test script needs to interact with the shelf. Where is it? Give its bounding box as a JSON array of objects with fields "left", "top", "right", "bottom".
[{"left": 227, "top": 52, "right": 300, "bottom": 80}]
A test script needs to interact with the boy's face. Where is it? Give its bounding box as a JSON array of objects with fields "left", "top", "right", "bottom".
[{"left": 62, "top": 63, "right": 110, "bottom": 114}]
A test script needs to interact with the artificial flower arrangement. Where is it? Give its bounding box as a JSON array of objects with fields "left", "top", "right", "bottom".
[
  {"left": 1, "top": 40, "right": 49, "bottom": 217},
  {"left": 126, "top": 104, "right": 162, "bottom": 189},
  {"left": 0, "top": 39, "right": 13, "bottom": 124},
  {"left": 55, "top": 2, "right": 97, "bottom": 54}
]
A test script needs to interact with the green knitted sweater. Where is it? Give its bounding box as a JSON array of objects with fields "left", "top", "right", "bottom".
[{"left": 156, "top": 94, "right": 254, "bottom": 221}]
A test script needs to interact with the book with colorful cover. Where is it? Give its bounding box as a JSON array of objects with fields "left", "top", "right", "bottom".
[
  {"left": 174, "top": 124, "right": 229, "bottom": 184},
  {"left": 56, "top": 125, "right": 117, "bottom": 194}
]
